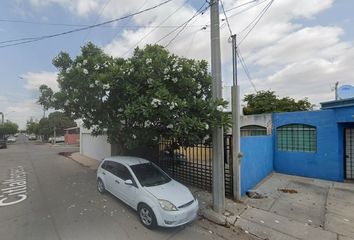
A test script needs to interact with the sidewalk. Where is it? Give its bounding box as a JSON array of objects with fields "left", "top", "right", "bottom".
[
  {"left": 69, "top": 152, "right": 100, "bottom": 170},
  {"left": 68, "top": 153, "right": 354, "bottom": 240}
]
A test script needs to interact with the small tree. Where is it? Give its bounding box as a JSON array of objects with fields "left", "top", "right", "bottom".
[
  {"left": 243, "top": 90, "right": 313, "bottom": 115},
  {"left": 0, "top": 121, "right": 19, "bottom": 136},
  {"left": 40, "top": 43, "right": 230, "bottom": 154},
  {"left": 26, "top": 118, "right": 39, "bottom": 135},
  {"left": 38, "top": 85, "right": 54, "bottom": 117}
]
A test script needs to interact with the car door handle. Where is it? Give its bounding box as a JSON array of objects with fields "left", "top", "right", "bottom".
[
  {"left": 102, "top": 172, "right": 106, "bottom": 175},
  {"left": 115, "top": 180, "right": 120, "bottom": 184}
]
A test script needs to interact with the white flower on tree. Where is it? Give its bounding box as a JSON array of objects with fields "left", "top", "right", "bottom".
[
  {"left": 147, "top": 78, "right": 153, "bottom": 84},
  {"left": 94, "top": 64, "right": 100, "bottom": 70},
  {"left": 166, "top": 124, "right": 173, "bottom": 129},
  {"left": 103, "top": 84, "right": 110, "bottom": 90},
  {"left": 217, "top": 105, "right": 224, "bottom": 111},
  {"left": 83, "top": 68, "right": 89, "bottom": 74},
  {"left": 83, "top": 59, "right": 88, "bottom": 65},
  {"left": 151, "top": 98, "right": 162, "bottom": 107},
  {"left": 172, "top": 77, "right": 178, "bottom": 83},
  {"left": 66, "top": 67, "right": 72, "bottom": 74},
  {"left": 146, "top": 58, "right": 152, "bottom": 64}
]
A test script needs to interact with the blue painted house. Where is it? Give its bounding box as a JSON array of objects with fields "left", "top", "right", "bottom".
[{"left": 240, "top": 98, "right": 354, "bottom": 195}]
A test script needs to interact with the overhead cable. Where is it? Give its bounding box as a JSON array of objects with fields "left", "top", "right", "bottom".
[{"left": 0, "top": 0, "right": 173, "bottom": 49}]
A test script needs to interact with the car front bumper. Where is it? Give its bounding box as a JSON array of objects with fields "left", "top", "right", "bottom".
[{"left": 155, "top": 199, "right": 199, "bottom": 227}]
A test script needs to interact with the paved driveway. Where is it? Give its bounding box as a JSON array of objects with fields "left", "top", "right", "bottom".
[{"left": 238, "top": 173, "right": 354, "bottom": 240}]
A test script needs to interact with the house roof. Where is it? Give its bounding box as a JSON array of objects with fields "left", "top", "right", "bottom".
[
  {"left": 64, "top": 126, "right": 79, "bottom": 131},
  {"left": 320, "top": 97, "right": 354, "bottom": 109}
]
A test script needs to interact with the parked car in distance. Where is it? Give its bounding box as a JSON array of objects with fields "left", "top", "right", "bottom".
[
  {"left": 49, "top": 136, "right": 65, "bottom": 143},
  {"left": 0, "top": 138, "right": 7, "bottom": 149},
  {"left": 96, "top": 156, "right": 198, "bottom": 229},
  {"left": 6, "top": 136, "right": 16, "bottom": 143},
  {"left": 28, "top": 134, "right": 37, "bottom": 140}
]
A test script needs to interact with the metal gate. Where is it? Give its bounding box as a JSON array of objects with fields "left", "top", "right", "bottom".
[
  {"left": 345, "top": 128, "right": 354, "bottom": 180},
  {"left": 156, "top": 135, "right": 233, "bottom": 197}
]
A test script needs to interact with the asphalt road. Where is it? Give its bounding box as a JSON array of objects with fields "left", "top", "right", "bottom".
[{"left": 0, "top": 135, "right": 225, "bottom": 240}]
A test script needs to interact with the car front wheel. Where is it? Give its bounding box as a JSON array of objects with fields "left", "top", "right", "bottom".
[
  {"left": 97, "top": 178, "right": 106, "bottom": 194},
  {"left": 138, "top": 203, "right": 157, "bottom": 229}
]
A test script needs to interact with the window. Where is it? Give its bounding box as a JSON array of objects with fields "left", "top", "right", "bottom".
[
  {"left": 115, "top": 163, "right": 133, "bottom": 181},
  {"left": 241, "top": 125, "right": 267, "bottom": 136},
  {"left": 277, "top": 124, "right": 316, "bottom": 152},
  {"left": 131, "top": 163, "right": 171, "bottom": 187},
  {"left": 102, "top": 161, "right": 117, "bottom": 174}
]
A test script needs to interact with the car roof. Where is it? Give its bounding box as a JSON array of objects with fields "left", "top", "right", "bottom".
[{"left": 103, "top": 156, "right": 150, "bottom": 166}]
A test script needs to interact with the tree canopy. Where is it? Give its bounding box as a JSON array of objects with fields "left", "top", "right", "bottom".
[
  {"left": 39, "top": 43, "right": 229, "bottom": 152},
  {"left": 0, "top": 121, "right": 19, "bottom": 136},
  {"left": 26, "top": 118, "right": 39, "bottom": 135},
  {"left": 26, "top": 112, "right": 76, "bottom": 140},
  {"left": 243, "top": 90, "right": 313, "bottom": 115}
]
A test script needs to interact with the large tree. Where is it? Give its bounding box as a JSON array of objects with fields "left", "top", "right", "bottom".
[
  {"left": 243, "top": 90, "right": 313, "bottom": 115},
  {"left": 40, "top": 43, "right": 229, "bottom": 153}
]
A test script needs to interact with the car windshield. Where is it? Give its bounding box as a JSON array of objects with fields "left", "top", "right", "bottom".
[{"left": 131, "top": 162, "right": 171, "bottom": 187}]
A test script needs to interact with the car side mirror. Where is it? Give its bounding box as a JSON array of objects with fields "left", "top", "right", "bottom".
[{"left": 124, "top": 179, "right": 133, "bottom": 186}]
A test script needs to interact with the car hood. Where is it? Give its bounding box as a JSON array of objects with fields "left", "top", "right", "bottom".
[{"left": 144, "top": 180, "right": 194, "bottom": 207}]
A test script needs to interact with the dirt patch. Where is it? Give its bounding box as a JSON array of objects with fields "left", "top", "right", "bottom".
[
  {"left": 278, "top": 188, "right": 298, "bottom": 194},
  {"left": 58, "top": 152, "right": 74, "bottom": 157}
]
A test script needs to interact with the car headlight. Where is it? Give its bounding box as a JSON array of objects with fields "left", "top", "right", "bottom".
[{"left": 159, "top": 199, "right": 177, "bottom": 211}]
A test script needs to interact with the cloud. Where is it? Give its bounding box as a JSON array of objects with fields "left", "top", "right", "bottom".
[
  {"left": 0, "top": 97, "right": 43, "bottom": 129},
  {"left": 22, "top": 0, "right": 354, "bottom": 108},
  {"left": 21, "top": 71, "right": 59, "bottom": 92},
  {"left": 28, "top": 0, "right": 100, "bottom": 16}
]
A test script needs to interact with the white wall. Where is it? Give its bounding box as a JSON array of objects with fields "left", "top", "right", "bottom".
[
  {"left": 80, "top": 127, "right": 111, "bottom": 161},
  {"left": 240, "top": 113, "right": 272, "bottom": 135}
]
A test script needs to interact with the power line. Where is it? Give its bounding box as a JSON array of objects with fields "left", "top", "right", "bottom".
[
  {"left": 162, "top": 0, "right": 210, "bottom": 48},
  {"left": 0, "top": 0, "right": 173, "bottom": 49},
  {"left": 109, "top": 0, "right": 149, "bottom": 51},
  {"left": 228, "top": 0, "right": 269, "bottom": 19},
  {"left": 82, "top": 0, "right": 112, "bottom": 43},
  {"left": 237, "top": 48, "right": 257, "bottom": 92},
  {"left": 121, "top": 0, "right": 190, "bottom": 57},
  {"left": 0, "top": 19, "right": 95, "bottom": 27},
  {"left": 225, "top": 0, "right": 258, "bottom": 12},
  {"left": 220, "top": 0, "right": 268, "bottom": 31},
  {"left": 220, "top": 0, "right": 233, "bottom": 36},
  {"left": 238, "top": 0, "right": 274, "bottom": 46},
  {"left": 0, "top": 25, "right": 205, "bottom": 45}
]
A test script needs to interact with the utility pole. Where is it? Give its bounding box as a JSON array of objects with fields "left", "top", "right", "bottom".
[
  {"left": 53, "top": 126, "right": 56, "bottom": 145},
  {"left": 335, "top": 82, "right": 339, "bottom": 100},
  {"left": 231, "top": 35, "right": 241, "bottom": 201},
  {"left": 210, "top": 0, "right": 225, "bottom": 213},
  {"left": 0, "top": 112, "right": 4, "bottom": 125}
]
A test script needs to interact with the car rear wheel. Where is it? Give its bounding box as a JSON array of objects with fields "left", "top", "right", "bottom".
[
  {"left": 97, "top": 178, "right": 106, "bottom": 194},
  {"left": 138, "top": 203, "right": 157, "bottom": 229}
]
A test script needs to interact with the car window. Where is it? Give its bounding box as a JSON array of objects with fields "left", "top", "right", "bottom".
[
  {"left": 114, "top": 163, "right": 133, "bottom": 181},
  {"left": 131, "top": 162, "right": 171, "bottom": 187},
  {"left": 102, "top": 161, "right": 117, "bottom": 175}
]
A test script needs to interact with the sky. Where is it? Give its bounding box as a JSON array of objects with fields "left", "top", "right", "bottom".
[{"left": 0, "top": 0, "right": 353, "bottom": 129}]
